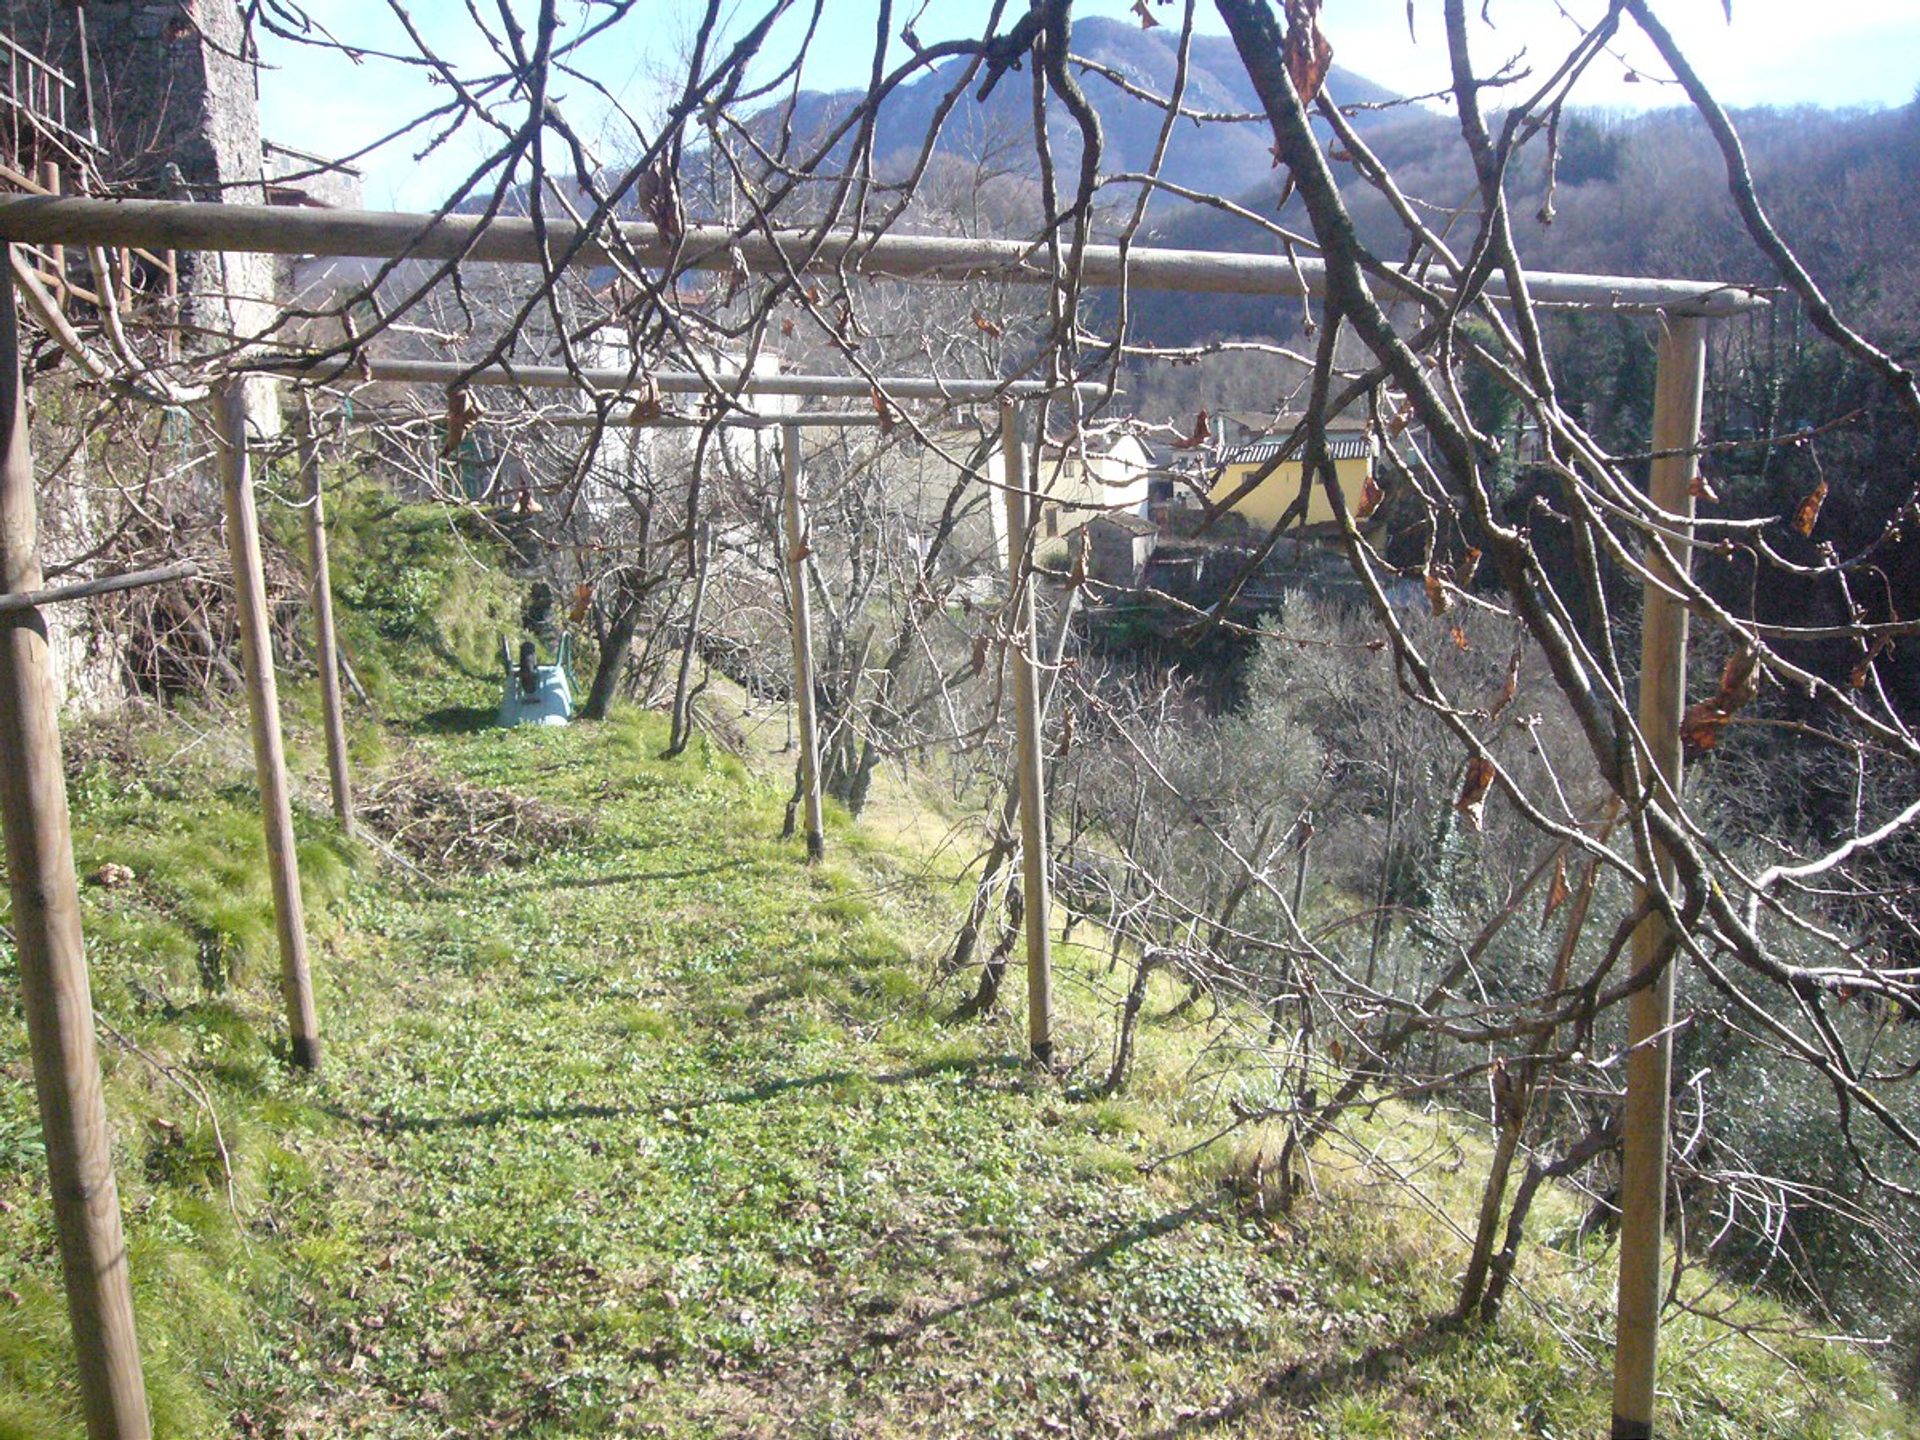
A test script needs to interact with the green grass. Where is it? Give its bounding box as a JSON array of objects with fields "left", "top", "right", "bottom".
[{"left": 1, "top": 475, "right": 1915, "bottom": 1438}]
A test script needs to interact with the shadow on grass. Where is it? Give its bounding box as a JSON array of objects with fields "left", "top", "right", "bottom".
[
  {"left": 1140, "top": 1318, "right": 1460, "bottom": 1436},
  {"left": 415, "top": 704, "right": 498, "bottom": 735},
  {"left": 334, "top": 1053, "right": 1022, "bottom": 1134},
  {"left": 853, "top": 1197, "right": 1216, "bottom": 1353},
  {"left": 490, "top": 857, "right": 755, "bottom": 896}
]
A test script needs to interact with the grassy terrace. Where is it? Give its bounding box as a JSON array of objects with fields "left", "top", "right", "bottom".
[{"left": 2, "top": 494, "right": 1913, "bottom": 1438}]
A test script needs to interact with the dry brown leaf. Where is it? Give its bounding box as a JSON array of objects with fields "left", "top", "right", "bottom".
[
  {"left": 1356, "top": 473, "right": 1384, "bottom": 521},
  {"left": 1173, "top": 407, "right": 1211, "bottom": 451},
  {"left": 971, "top": 308, "right": 1004, "bottom": 338},
  {"left": 1282, "top": 0, "right": 1334, "bottom": 101},
  {"left": 1793, "top": 478, "right": 1828, "bottom": 536},
  {"left": 1544, "top": 855, "right": 1571, "bottom": 920},
  {"left": 870, "top": 386, "right": 897, "bottom": 436},
  {"left": 1423, "top": 569, "right": 1452, "bottom": 617},
  {"left": 1679, "top": 648, "right": 1761, "bottom": 757},
  {"left": 1691, "top": 471, "right": 1720, "bottom": 503},
  {"left": 1851, "top": 637, "right": 1890, "bottom": 690},
  {"left": 441, "top": 386, "right": 481, "bottom": 458},
  {"left": 1131, "top": 0, "right": 1160, "bottom": 28},
  {"left": 634, "top": 157, "right": 683, "bottom": 251},
  {"left": 1681, "top": 702, "right": 1732, "bottom": 754},
  {"left": 1490, "top": 642, "right": 1522, "bottom": 720},
  {"left": 569, "top": 582, "right": 593, "bottom": 626},
  {"left": 1451, "top": 625, "right": 1470, "bottom": 652},
  {"left": 1713, "top": 645, "right": 1761, "bottom": 714},
  {"left": 1458, "top": 547, "right": 1483, "bottom": 588},
  {"left": 1457, "top": 756, "right": 1496, "bottom": 831}
]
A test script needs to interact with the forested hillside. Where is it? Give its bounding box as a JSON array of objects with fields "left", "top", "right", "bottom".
[{"left": 1127, "top": 98, "right": 1920, "bottom": 352}]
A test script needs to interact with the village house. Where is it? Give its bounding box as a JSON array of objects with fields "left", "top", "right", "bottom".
[
  {"left": 885, "top": 423, "right": 1154, "bottom": 586},
  {"left": 1084, "top": 510, "right": 1158, "bottom": 587},
  {"left": 1205, "top": 427, "right": 1379, "bottom": 533},
  {"left": 1027, "top": 429, "right": 1153, "bottom": 541}
]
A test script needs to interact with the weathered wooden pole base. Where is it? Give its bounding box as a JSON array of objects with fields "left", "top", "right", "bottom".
[
  {"left": 0, "top": 258, "right": 153, "bottom": 1440},
  {"left": 997, "top": 401, "right": 1055, "bottom": 1068},
  {"left": 779, "top": 422, "right": 827, "bottom": 864},
  {"left": 1610, "top": 314, "right": 1709, "bottom": 1440},
  {"left": 216, "top": 381, "right": 322, "bottom": 1072},
  {"left": 296, "top": 403, "right": 355, "bottom": 841}
]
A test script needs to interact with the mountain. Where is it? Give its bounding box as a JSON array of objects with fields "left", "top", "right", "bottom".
[{"left": 763, "top": 15, "right": 1404, "bottom": 213}]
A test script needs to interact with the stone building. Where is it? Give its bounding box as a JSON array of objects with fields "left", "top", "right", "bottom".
[
  {"left": 1085, "top": 511, "right": 1158, "bottom": 589},
  {"left": 5, "top": 1, "right": 272, "bottom": 335},
  {"left": 1, "top": 1, "right": 362, "bottom": 705},
  {"left": 0, "top": 0, "right": 363, "bottom": 429}
]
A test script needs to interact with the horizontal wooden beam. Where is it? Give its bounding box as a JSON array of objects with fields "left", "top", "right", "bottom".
[
  {"left": 0, "top": 560, "right": 201, "bottom": 613},
  {"left": 544, "top": 410, "right": 890, "bottom": 429},
  {"left": 280, "top": 356, "right": 1100, "bottom": 403},
  {"left": 0, "top": 195, "right": 1769, "bottom": 316}
]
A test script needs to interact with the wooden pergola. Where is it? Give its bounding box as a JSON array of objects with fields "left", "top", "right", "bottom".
[
  {"left": 291, "top": 358, "right": 1088, "bottom": 899},
  {"left": 0, "top": 193, "right": 1762, "bottom": 1440}
]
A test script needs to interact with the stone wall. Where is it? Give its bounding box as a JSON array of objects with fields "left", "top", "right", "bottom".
[
  {"left": 4, "top": 0, "right": 281, "bottom": 430},
  {"left": 4, "top": 0, "right": 283, "bottom": 709}
]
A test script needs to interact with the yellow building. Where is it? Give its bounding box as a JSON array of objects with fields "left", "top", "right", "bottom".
[{"left": 1206, "top": 433, "right": 1378, "bottom": 531}]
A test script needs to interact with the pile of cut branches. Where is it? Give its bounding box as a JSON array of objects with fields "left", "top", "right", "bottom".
[{"left": 358, "top": 760, "right": 594, "bottom": 873}]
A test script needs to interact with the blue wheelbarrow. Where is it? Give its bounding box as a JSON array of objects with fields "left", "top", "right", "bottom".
[{"left": 497, "top": 635, "right": 575, "bottom": 728}]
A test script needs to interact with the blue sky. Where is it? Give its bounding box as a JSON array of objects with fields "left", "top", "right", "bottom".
[{"left": 257, "top": 0, "right": 1920, "bottom": 210}]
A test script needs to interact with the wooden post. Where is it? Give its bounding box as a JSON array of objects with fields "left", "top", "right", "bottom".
[
  {"left": 37, "top": 161, "right": 63, "bottom": 306},
  {"left": 216, "top": 381, "right": 321, "bottom": 1071},
  {"left": 161, "top": 252, "right": 177, "bottom": 361},
  {"left": 295, "top": 403, "right": 354, "bottom": 840},
  {"left": 779, "top": 422, "right": 825, "bottom": 861},
  {"left": 999, "top": 400, "right": 1055, "bottom": 1066},
  {"left": 1611, "top": 314, "right": 1708, "bottom": 1440},
  {"left": 0, "top": 258, "right": 153, "bottom": 1440}
]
